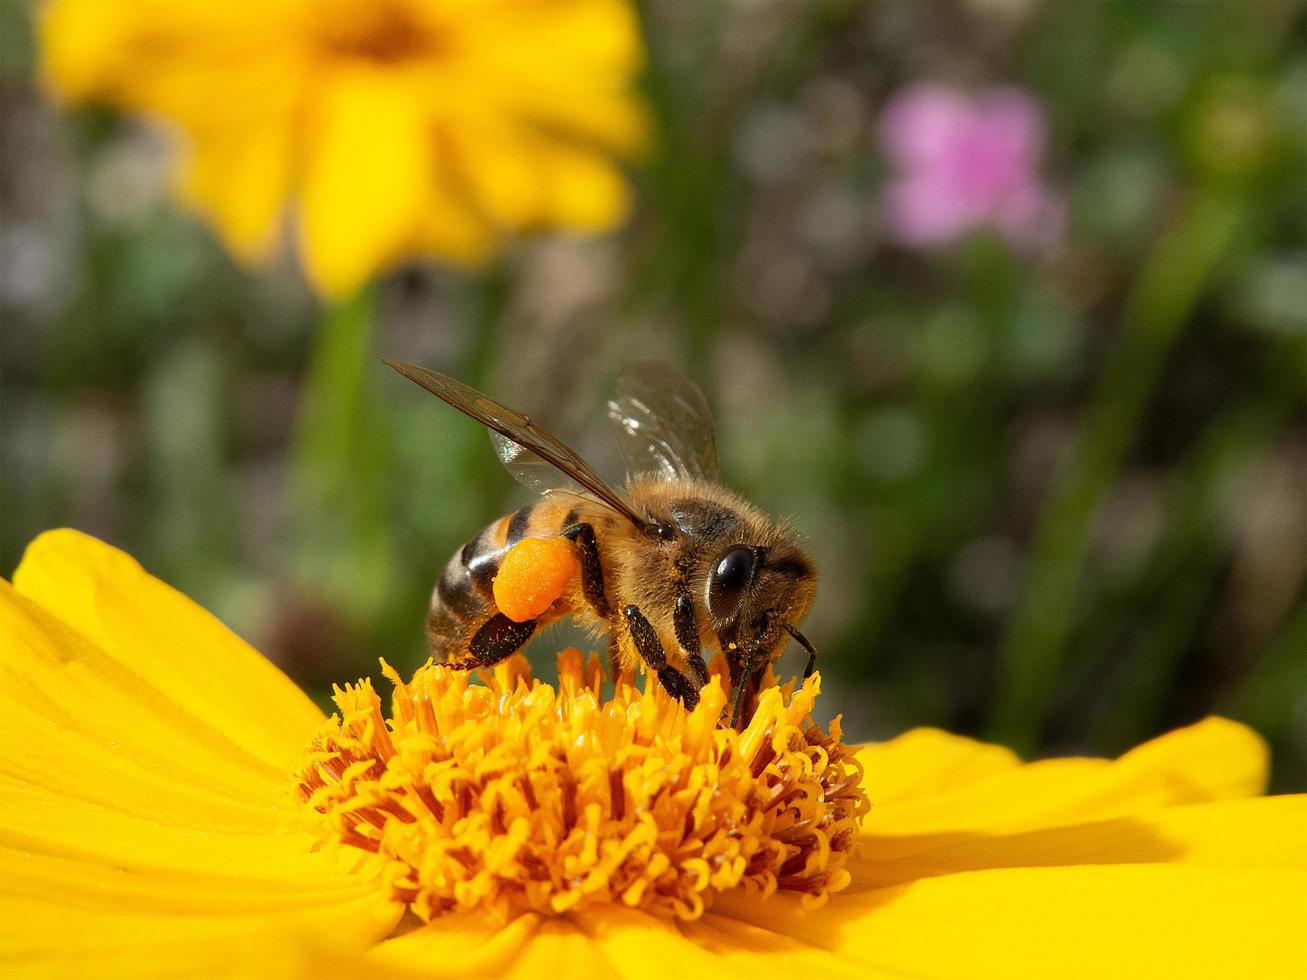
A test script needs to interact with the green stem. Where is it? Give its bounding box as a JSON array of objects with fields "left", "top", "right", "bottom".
[
  {"left": 990, "top": 190, "right": 1246, "bottom": 752},
  {"left": 291, "top": 286, "right": 394, "bottom": 625},
  {"left": 459, "top": 262, "right": 514, "bottom": 523},
  {"left": 1098, "top": 343, "right": 1304, "bottom": 752}
]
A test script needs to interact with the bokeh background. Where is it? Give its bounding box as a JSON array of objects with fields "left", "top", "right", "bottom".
[{"left": 2, "top": 0, "right": 1304, "bottom": 788}]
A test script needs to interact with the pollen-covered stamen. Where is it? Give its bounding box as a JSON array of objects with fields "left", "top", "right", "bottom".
[{"left": 295, "top": 652, "right": 870, "bottom": 923}]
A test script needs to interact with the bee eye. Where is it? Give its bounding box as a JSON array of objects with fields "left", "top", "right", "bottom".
[{"left": 707, "top": 547, "right": 755, "bottom": 619}]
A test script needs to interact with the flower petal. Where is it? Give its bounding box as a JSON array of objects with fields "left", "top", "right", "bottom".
[
  {"left": 10, "top": 529, "right": 322, "bottom": 774},
  {"left": 357, "top": 909, "right": 876, "bottom": 980},
  {"left": 2, "top": 538, "right": 403, "bottom": 977},
  {"left": 1, "top": 838, "right": 389, "bottom": 923},
  {"left": 323, "top": 914, "right": 622, "bottom": 980},
  {"left": 718, "top": 730, "right": 1298, "bottom": 977},
  {"left": 680, "top": 913, "right": 878, "bottom": 980},
  {"left": 299, "top": 66, "right": 492, "bottom": 296},
  {"left": 881, "top": 174, "right": 980, "bottom": 245},
  {"left": 854, "top": 727, "right": 1021, "bottom": 804},
  {"left": 571, "top": 907, "right": 756, "bottom": 978},
  {"left": 499, "top": 919, "right": 618, "bottom": 980},
  {"left": 457, "top": 0, "right": 648, "bottom": 153},
  {"left": 0, "top": 892, "right": 395, "bottom": 980},
  {"left": 175, "top": 76, "right": 302, "bottom": 262},
  {"left": 567, "top": 906, "right": 898, "bottom": 980},
  {"left": 849, "top": 795, "right": 1307, "bottom": 890},
  {"left": 38, "top": 0, "right": 137, "bottom": 102},
  {"left": 453, "top": 122, "right": 631, "bottom": 232},
  {"left": 0, "top": 583, "right": 289, "bottom": 821},
  {"left": 362, "top": 912, "right": 543, "bottom": 977},
  {"left": 713, "top": 865, "right": 1307, "bottom": 979},
  {"left": 531, "top": 138, "right": 632, "bottom": 231},
  {"left": 877, "top": 83, "right": 971, "bottom": 170},
  {"left": 298, "top": 66, "right": 424, "bottom": 295},
  {"left": 861, "top": 718, "right": 1267, "bottom": 858}
]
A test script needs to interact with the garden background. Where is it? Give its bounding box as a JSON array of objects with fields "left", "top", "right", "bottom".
[{"left": 2, "top": 0, "right": 1304, "bottom": 789}]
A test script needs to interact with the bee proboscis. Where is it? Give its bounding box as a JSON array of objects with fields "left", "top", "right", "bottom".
[{"left": 384, "top": 358, "right": 818, "bottom": 728}]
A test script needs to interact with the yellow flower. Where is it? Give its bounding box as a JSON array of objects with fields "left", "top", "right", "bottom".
[
  {"left": 3, "top": 528, "right": 1305, "bottom": 978},
  {"left": 39, "top": 0, "right": 647, "bottom": 296}
]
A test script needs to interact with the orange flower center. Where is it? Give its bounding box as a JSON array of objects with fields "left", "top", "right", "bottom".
[
  {"left": 311, "top": 1, "right": 448, "bottom": 64},
  {"left": 294, "top": 652, "right": 869, "bottom": 922}
]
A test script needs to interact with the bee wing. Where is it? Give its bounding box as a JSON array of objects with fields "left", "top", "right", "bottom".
[
  {"left": 488, "top": 430, "right": 587, "bottom": 498},
  {"left": 607, "top": 359, "right": 721, "bottom": 482},
  {"left": 384, "top": 359, "right": 649, "bottom": 529}
]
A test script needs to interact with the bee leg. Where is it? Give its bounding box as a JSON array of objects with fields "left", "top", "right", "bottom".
[
  {"left": 729, "top": 649, "right": 758, "bottom": 730},
  {"left": 563, "top": 521, "right": 623, "bottom": 683},
  {"left": 444, "top": 613, "right": 538, "bottom": 670},
  {"left": 782, "top": 623, "right": 819, "bottom": 680},
  {"left": 623, "top": 604, "right": 700, "bottom": 711},
  {"left": 736, "top": 663, "right": 768, "bottom": 730},
  {"left": 561, "top": 523, "right": 611, "bottom": 619},
  {"left": 674, "top": 591, "right": 709, "bottom": 688}
]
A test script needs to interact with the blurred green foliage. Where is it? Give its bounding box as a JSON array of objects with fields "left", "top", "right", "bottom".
[{"left": 2, "top": 0, "right": 1304, "bottom": 788}]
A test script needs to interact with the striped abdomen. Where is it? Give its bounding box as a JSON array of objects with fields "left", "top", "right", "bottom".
[{"left": 426, "top": 497, "right": 595, "bottom": 659}]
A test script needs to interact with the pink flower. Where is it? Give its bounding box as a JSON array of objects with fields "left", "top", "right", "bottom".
[{"left": 878, "top": 83, "right": 1064, "bottom": 253}]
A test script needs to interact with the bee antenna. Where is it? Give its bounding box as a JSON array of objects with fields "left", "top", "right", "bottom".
[{"left": 782, "top": 623, "right": 818, "bottom": 680}]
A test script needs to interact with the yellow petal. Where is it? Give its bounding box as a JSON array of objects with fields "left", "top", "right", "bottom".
[
  {"left": 571, "top": 907, "right": 756, "bottom": 978},
  {"left": 42, "top": 0, "right": 305, "bottom": 264},
  {"left": 854, "top": 727, "right": 1021, "bottom": 804},
  {"left": 500, "top": 919, "right": 619, "bottom": 980},
  {"left": 861, "top": 718, "right": 1268, "bottom": 858},
  {"left": 413, "top": 163, "right": 498, "bottom": 268},
  {"left": 1113, "top": 714, "right": 1268, "bottom": 799},
  {"left": 0, "top": 751, "right": 400, "bottom": 893},
  {"left": 849, "top": 794, "right": 1307, "bottom": 890},
  {"left": 499, "top": 0, "right": 644, "bottom": 78},
  {"left": 459, "top": 0, "right": 648, "bottom": 153},
  {"left": 716, "top": 749, "right": 1302, "bottom": 977},
  {"left": 452, "top": 121, "right": 631, "bottom": 232},
  {"left": 363, "top": 912, "right": 542, "bottom": 977},
  {"left": 41, "top": 0, "right": 647, "bottom": 293},
  {"left": 1, "top": 551, "right": 403, "bottom": 977},
  {"left": 38, "top": 0, "right": 136, "bottom": 102},
  {"left": 680, "top": 913, "right": 873, "bottom": 980},
  {"left": 0, "top": 892, "right": 396, "bottom": 980},
  {"left": 1, "top": 838, "right": 386, "bottom": 920},
  {"left": 449, "top": 117, "right": 544, "bottom": 227},
  {"left": 312, "top": 914, "right": 623, "bottom": 980},
  {"left": 300, "top": 66, "right": 478, "bottom": 295},
  {"left": 358, "top": 911, "right": 870, "bottom": 980},
  {"left": 172, "top": 63, "right": 304, "bottom": 262},
  {"left": 531, "top": 138, "right": 632, "bottom": 232},
  {"left": 713, "top": 866, "right": 1307, "bottom": 980},
  {"left": 568, "top": 906, "right": 898, "bottom": 980},
  {"left": 11, "top": 529, "right": 322, "bottom": 774},
  {"left": 42, "top": 0, "right": 302, "bottom": 115},
  {"left": 0, "top": 583, "right": 293, "bottom": 826},
  {"left": 513, "top": 84, "right": 648, "bottom": 157}
]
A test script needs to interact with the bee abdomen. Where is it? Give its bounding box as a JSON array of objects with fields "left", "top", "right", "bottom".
[{"left": 428, "top": 503, "right": 546, "bottom": 657}]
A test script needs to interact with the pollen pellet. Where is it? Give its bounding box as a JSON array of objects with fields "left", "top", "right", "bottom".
[{"left": 492, "top": 536, "right": 579, "bottom": 622}]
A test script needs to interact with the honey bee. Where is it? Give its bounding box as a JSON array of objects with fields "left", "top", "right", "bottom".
[{"left": 384, "top": 358, "right": 818, "bottom": 727}]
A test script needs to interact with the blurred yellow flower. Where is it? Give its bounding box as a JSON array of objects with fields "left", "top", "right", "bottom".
[
  {"left": 4, "top": 529, "right": 1306, "bottom": 978},
  {"left": 39, "top": 0, "right": 648, "bottom": 296}
]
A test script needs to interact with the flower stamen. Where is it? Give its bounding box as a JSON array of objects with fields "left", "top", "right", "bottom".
[{"left": 295, "top": 651, "right": 869, "bottom": 923}]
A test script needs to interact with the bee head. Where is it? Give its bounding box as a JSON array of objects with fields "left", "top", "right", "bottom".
[{"left": 704, "top": 539, "right": 817, "bottom": 664}]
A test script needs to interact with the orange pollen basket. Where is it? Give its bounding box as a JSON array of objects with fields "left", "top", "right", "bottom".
[{"left": 294, "top": 651, "right": 870, "bottom": 923}]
